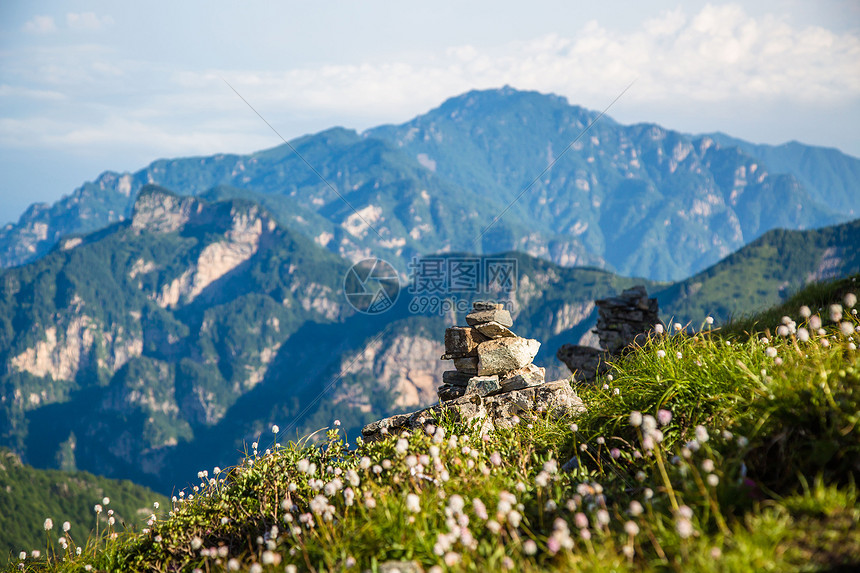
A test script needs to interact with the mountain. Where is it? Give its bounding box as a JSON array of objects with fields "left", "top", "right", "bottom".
[
  {"left": 3, "top": 180, "right": 858, "bottom": 494},
  {"left": 705, "top": 133, "right": 860, "bottom": 217},
  {"left": 656, "top": 218, "right": 860, "bottom": 325},
  {"left": 1, "top": 88, "right": 856, "bottom": 281},
  {"left": 0, "top": 186, "right": 651, "bottom": 493},
  {"left": 0, "top": 448, "right": 167, "bottom": 564},
  {"left": 367, "top": 87, "right": 850, "bottom": 279}
]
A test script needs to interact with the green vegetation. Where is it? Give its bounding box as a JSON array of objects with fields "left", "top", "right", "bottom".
[
  {"left": 656, "top": 219, "right": 860, "bottom": 326},
  {"left": 0, "top": 450, "right": 168, "bottom": 565},
  {"left": 5, "top": 277, "right": 857, "bottom": 571}
]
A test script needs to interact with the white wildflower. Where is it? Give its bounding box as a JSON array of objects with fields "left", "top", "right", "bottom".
[
  {"left": 395, "top": 438, "right": 409, "bottom": 455},
  {"left": 406, "top": 493, "right": 421, "bottom": 513}
]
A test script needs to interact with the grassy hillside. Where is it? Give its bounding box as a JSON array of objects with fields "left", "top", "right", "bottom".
[
  {"left": 0, "top": 450, "right": 168, "bottom": 565},
  {"left": 5, "top": 276, "right": 858, "bottom": 571},
  {"left": 657, "top": 218, "right": 860, "bottom": 326}
]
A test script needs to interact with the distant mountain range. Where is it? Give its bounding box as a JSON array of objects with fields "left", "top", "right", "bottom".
[
  {"left": 1, "top": 185, "right": 858, "bottom": 493},
  {"left": 2, "top": 87, "right": 857, "bottom": 281}
]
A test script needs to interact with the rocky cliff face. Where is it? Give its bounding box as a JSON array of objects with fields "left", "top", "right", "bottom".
[{"left": 342, "top": 333, "right": 446, "bottom": 410}]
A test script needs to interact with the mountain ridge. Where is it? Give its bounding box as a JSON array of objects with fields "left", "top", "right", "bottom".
[
  {"left": 1, "top": 87, "right": 855, "bottom": 280},
  {"left": 1, "top": 185, "right": 858, "bottom": 493}
]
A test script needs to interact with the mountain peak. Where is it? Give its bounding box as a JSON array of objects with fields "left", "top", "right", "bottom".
[{"left": 132, "top": 185, "right": 202, "bottom": 234}]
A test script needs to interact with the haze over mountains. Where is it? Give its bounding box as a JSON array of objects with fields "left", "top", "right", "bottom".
[{"left": 2, "top": 87, "right": 858, "bottom": 281}]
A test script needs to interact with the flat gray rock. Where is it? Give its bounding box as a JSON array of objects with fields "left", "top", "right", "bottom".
[
  {"left": 466, "top": 308, "right": 513, "bottom": 328},
  {"left": 499, "top": 363, "right": 545, "bottom": 391},
  {"left": 474, "top": 320, "right": 516, "bottom": 339},
  {"left": 442, "top": 370, "right": 473, "bottom": 387},
  {"left": 472, "top": 301, "right": 504, "bottom": 311},
  {"left": 476, "top": 337, "right": 540, "bottom": 375}
]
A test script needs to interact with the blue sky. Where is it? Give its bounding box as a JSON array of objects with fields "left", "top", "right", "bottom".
[{"left": 1, "top": 0, "right": 858, "bottom": 224}]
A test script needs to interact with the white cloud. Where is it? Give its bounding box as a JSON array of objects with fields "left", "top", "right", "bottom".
[
  {"left": 200, "top": 3, "right": 859, "bottom": 120},
  {"left": 3, "top": 3, "right": 859, "bottom": 161},
  {"left": 23, "top": 15, "right": 57, "bottom": 34},
  {"left": 66, "top": 12, "right": 114, "bottom": 32}
]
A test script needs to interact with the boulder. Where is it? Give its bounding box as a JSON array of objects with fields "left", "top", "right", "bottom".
[
  {"left": 476, "top": 337, "right": 540, "bottom": 375},
  {"left": 362, "top": 380, "right": 584, "bottom": 441}
]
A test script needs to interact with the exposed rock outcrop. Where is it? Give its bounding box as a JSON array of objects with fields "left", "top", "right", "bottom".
[{"left": 361, "top": 380, "right": 584, "bottom": 441}]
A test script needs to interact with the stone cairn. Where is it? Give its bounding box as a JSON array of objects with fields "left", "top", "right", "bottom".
[
  {"left": 361, "top": 302, "right": 584, "bottom": 441},
  {"left": 437, "top": 302, "right": 544, "bottom": 401},
  {"left": 557, "top": 285, "right": 661, "bottom": 383}
]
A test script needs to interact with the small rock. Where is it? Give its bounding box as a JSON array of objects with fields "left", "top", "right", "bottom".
[
  {"left": 561, "top": 456, "right": 579, "bottom": 472},
  {"left": 465, "top": 375, "right": 501, "bottom": 397},
  {"left": 535, "top": 380, "right": 585, "bottom": 417},
  {"left": 466, "top": 308, "right": 513, "bottom": 327},
  {"left": 442, "top": 370, "right": 473, "bottom": 387},
  {"left": 453, "top": 356, "right": 479, "bottom": 374},
  {"left": 476, "top": 337, "right": 540, "bottom": 375},
  {"left": 472, "top": 301, "right": 504, "bottom": 311},
  {"left": 499, "top": 363, "right": 545, "bottom": 391},
  {"left": 438, "top": 384, "right": 467, "bottom": 402},
  {"left": 474, "top": 320, "right": 517, "bottom": 339},
  {"left": 443, "top": 326, "right": 487, "bottom": 358}
]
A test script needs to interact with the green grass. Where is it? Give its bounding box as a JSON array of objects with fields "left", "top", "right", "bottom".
[
  {"left": 0, "top": 451, "right": 168, "bottom": 566},
  {"left": 5, "top": 277, "right": 859, "bottom": 572}
]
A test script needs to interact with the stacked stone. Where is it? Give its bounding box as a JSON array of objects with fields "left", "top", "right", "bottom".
[
  {"left": 595, "top": 285, "right": 660, "bottom": 355},
  {"left": 557, "top": 285, "right": 661, "bottom": 382},
  {"left": 438, "top": 302, "right": 543, "bottom": 401}
]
